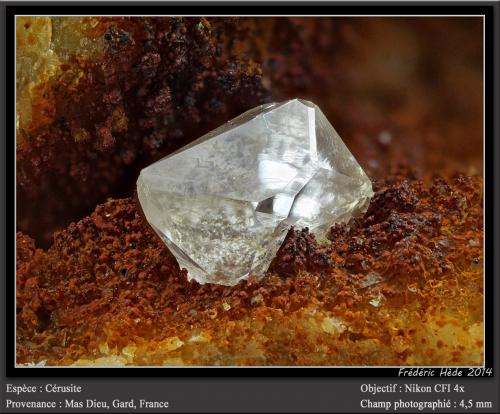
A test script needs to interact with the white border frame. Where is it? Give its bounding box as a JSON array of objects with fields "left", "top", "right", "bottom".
[{"left": 14, "top": 14, "right": 486, "bottom": 369}]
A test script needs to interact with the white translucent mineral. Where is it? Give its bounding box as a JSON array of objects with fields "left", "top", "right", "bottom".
[{"left": 137, "top": 99, "right": 373, "bottom": 286}]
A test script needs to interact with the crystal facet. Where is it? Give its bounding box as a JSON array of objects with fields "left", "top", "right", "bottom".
[{"left": 137, "top": 99, "right": 373, "bottom": 286}]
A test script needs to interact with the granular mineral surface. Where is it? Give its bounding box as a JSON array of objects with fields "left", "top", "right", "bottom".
[
  {"left": 16, "top": 17, "right": 483, "bottom": 366},
  {"left": 16, "top": 174, "right": 483, "bottom": 366}
]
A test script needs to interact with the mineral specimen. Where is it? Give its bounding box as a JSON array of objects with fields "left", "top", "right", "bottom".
[{"left": 137, "top": 99, "right": 373, "bottom": 285}]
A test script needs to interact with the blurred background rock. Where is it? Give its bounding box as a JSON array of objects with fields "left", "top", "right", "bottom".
[{"left": 16, "top": 17, "right": 483, "bottom": 247}]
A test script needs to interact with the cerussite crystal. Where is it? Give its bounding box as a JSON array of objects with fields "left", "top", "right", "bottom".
[{"left": 137, "top": 99, "right": 373, "bottom": 285}]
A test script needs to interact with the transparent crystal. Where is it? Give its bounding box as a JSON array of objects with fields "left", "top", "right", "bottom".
[
  {"left": 137, "top": 99, "right": 373, "bottom": 286},
  {"left": 360, "top": 271, "right": 383, "bottom": 288}
]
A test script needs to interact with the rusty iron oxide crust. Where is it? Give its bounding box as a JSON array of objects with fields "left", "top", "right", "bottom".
[
  {"left": 16, "top": 174, "right": 483, "bottom": 366},
  {"left": 16, "top": 17, "right": 269, "bottom": 246},
  {"left": 16, "top": 17, "right": 484, "bottom": 366},
  {"left": 16, "top": 17, "right": 483, "bottom": 247}
]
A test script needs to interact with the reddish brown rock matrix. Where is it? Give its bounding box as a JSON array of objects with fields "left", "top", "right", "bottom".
[
  {"left": 17, "top": 17, "right": 268, "bottom": 245},
  {"left": 16, "top": 16, "right": 484, "bottom": 366},
  {"left": 17, "top": 17, "right": 483, "bottom": 246},
  {"left": 16, "top": 174, "right": 483, "bottom": 366}
]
